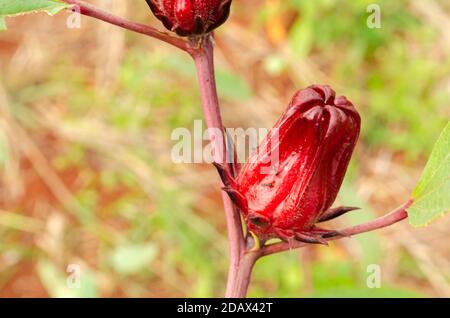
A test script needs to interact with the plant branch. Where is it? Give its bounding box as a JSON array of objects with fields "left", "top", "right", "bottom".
[
  {"left": 226, "top": 200, "right": 413, "bottom": 298},
  {"left": 229, "top": 245, "right": 259, "bottom": 298},
  {"left": 259, "top": 199, "right": 413, "bottom": 257},
  {"left": 190, "top": 36, "right": 245, "bottom": 297},
  {"left": 62, "top": 0, "right": 189, "bottom": 51}
]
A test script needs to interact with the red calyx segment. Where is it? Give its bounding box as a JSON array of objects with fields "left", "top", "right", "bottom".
[
  {"left": 174, "top": 0, "right": 195, "bottom": 32},
  {"left": 214, "top": 85, "right": 361, "bottom": 244},
  {"left": 146, "top": 0, "right": 232, "bottom": 36}
]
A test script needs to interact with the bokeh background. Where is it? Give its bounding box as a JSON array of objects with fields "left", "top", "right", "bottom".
[{"left": 0, "top": 0, "right": 449, "bottom": 297}]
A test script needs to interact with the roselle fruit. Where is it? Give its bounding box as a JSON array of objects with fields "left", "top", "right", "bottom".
[
  {"left": 215, "top": 85, "right": 361, "bottom": 244},
  {"left": 145, "top": 0, "right": 232, "bottom": 36}
]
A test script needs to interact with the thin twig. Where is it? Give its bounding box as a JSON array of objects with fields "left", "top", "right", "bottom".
[
  {"left": 62, "top": 0, "right": 189, "bottom": 51},
  {"left": 259, "top": 199, "right": 413, "bottom": 257}
]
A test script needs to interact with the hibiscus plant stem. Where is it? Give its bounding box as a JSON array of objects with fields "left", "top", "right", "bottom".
[
  {"left": 228, "top": 200, "right": 413, "bottom": 298},
  {"left": 62, "top": 0, "right": 188, "bottom": 51},
  {"left": 189, "top": 35, "right": 246, "bottom": 298},
  {"left": 259, "top": 199, "right": 412, "bottom": 257}
]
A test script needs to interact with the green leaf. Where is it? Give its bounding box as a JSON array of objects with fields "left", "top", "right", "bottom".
[
  {"left": 0, "top": 0, "right": 69, "bottom": 30},
  {"left": 109, "top": 243, "right": 158, "bottom": 275},
  {"left": 408, "top": 122, "right": 450, "bottom": 227}
]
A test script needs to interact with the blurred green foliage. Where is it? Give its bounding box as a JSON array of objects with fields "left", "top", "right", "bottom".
[{"left": 272, "top": 0, "right": 448, "bottom": 159}]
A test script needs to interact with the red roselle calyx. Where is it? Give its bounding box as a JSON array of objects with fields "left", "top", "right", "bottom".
[
  {"left": 145, "top": 0, "right": 232, "bottom": 36},
  {"left": 215, "top": 85, "right": 361, "bottom": 244}
]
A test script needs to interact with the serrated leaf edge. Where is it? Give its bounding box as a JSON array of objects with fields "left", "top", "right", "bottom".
[
  {"left": 412, "top": 123, "right": 450, "bottom": 198},
  {"left": 408, "top": 206, "right": 450, "bottom": 228}
]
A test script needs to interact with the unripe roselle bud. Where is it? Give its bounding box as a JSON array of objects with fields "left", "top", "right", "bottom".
[
  {"left": 215, "top": 85, "right": 361, "bottom": 244},
  {"left": 145, "top": 0, "right": 232, "bottom": 36}
]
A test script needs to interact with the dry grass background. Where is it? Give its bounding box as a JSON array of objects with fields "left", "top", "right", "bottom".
[{"left": 0, "top": 0, "right": 449, "bottom": 297}]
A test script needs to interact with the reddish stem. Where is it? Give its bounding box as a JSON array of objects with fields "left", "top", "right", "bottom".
[
  {"left": 190, "top": 36, "right": 245, "bottom": 298},
  {"left": 228, "top": 200, "right": 412, "bottom": 298},
  {"left": 229, "top": 246, "right": 259, "bottom": 298},
  {"left": 260, "top": 199, "right": 412, "bottom": 256},
  {"left": 62, "top": 0, "right": 188, "bottom": 51}
]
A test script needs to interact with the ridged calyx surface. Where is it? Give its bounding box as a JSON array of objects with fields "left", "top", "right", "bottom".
[
  {"left": 215, "top": 85, "right": 361, "bottom": 244},
  {"left": 146, "top": 0, "right": 232, "bottom": 36}
]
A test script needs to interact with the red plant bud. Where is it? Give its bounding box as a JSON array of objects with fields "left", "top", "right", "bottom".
[
  {"left": 215, "top": 85, "right": 361, "bottom": 244},
  {"left": 145, "top": 0, "right": 232, "bottom": 36}
]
